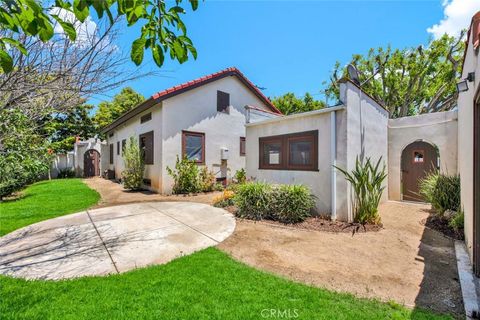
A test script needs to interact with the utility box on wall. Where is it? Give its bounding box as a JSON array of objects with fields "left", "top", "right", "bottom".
[{"left": 221, "top": 148, "right": 229, "bottom": 160}]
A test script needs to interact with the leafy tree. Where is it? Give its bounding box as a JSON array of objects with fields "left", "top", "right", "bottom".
[
  {"left": 44, "top": 104, "right": 97, "bottom": 153},
  {"left": 122, "top": 137, "right": 145, "bottom": 190},
  {"left": 0, "top": 109, "right": 51, "bottom": 199},
  {"left": 94, "top": 87, "right": 145, "bottom": 129},
  {"left": 323, "top": 34, "right": 464, "bottom": 118},
  {"left": 270, "top": 92, "right": 325, "bottom": 115},
  {"left": 0, "top": 0, "right": 199, "bottom": 73}
]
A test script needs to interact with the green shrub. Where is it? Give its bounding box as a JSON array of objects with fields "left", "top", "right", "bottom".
[
  {"left": 233, "top": 182, "right": 315, "bottom": 223},
  {"left": 449, "top": 211, "right": 464, "bottom": 231},
  {"left": 431, "top": 174, "right": 460, "bottom": 213},
  {"left": 199, "top": 166, "right": 217, "bottom": 192},
  {"left": 335, "top": 157, "right": 387, "bottom": 224},
  {"left": 271, "top": 184, "right": 315, "bottom": 223},
  {"left": 213, "top": 183, "right": 224, "bottom": 191},
  {"left": 234, "top": 182, "right": 272, "bottom": 220},
  {"left": 234, "top": 168, "right": 246, "bottom": 184},
  {"left": 122, "top": 137, "right": 145, "bottom": 190},
  {"left": 57, "top": 168, "right": 75, "bottom": 179},
  {"left": 418, "top": 171, "right": 439, "bottom": 204},
  {"left": 166, "top": 156, "right": 200, "bottom": 194}
]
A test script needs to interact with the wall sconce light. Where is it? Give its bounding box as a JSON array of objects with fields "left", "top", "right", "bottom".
[
  {"left": 456, "top": 72, "right": 475, "bottom": 93},
  {"left": 457, "top": 80, "right": 468, "bottom": 93}
]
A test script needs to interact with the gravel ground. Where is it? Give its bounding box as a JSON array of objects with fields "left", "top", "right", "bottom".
[
  {"left": 83, "top": 177, "right": 220, "bottom": 207},
  {"left": 218, "top": 201, "right": 464, "bottom": 318}
]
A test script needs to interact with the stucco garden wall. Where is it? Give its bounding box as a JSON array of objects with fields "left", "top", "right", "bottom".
[
  {"left": 387, "top": 110, "right": 458, "bottom": 201},
  {"left": 50, "top": 152, "right": 74, "bottom": 178}
]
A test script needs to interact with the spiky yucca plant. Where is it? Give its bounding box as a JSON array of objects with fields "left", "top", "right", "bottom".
[{"left": 335, "top": 157, "right": 387, "bottom": 224}]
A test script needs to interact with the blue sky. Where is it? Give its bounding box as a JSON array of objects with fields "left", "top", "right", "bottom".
[{"left": 89, "top": 0, "right": 448, "bottom": 106}]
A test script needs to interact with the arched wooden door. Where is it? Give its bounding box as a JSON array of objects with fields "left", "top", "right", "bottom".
[
  {"left": 84, "top": 149, "right": 100, "bottom": 177},
  {"left": 401, "top": 141, "right": 438, "bottom": 202}
]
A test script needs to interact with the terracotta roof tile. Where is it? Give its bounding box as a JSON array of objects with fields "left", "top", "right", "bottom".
[{"left": 150, "top": 67, "right": 281, "bottom": 114}]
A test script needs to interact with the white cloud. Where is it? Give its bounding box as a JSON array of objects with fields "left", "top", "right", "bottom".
[
  {"left": 50, "top": 8, "right": 97, "bottom": 45},
  {"left": 427, "top": 0, "right": 480, "bottom": 39}
]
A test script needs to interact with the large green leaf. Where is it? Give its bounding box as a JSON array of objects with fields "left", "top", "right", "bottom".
[
  {"left": 73, "top": 0, "right": 89, "bottom": 22},
  {"left": 130, "top": 37, "right": 146, "bottom": 65},
  {"left": 0, "top": 50, "right": 13, "bottom": 73},
  {"left": 1, "top": 38, "right": 28, "bottom": 55},
  {"left": 51, "top": 14, "right": 77, "bottom": 41},
  {"left": 36, "top": 16, "right": 54, "bottom": 42},
  {"left": 152, "top": 45, "right": 164, "bottom": 67}
]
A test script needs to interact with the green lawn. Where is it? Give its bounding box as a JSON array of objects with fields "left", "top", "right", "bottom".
[
  {"left": 0, "top": 179, "right": 100, "bottom": 236},
  {"left": 0, "top": 179, "right": 451, "bottom": 319},
  {"left": 0, "top": 248, "right": 450, "bottom": 320}
]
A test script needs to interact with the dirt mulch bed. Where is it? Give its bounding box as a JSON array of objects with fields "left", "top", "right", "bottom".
[
  {"left": 421, "top": 214, "right": 464, "bottom": 240},
  {"left": 223, "top": 206, "right": 383, "bottom": 234}
]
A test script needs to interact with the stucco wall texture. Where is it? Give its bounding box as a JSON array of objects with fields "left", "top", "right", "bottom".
[
  {"left": 457, "top": 25, "right": 479, "bottom": 262},
  {"left": 387, "top": 110, "right": 458, "bottom": 201},
  {"left": 246, "top": 81, "right": 389, "bottom": 222},
  {"left": 73, "top": 138, "right": 108, "bottom": 177},
  {"left": 105, "top": 75, "right": 273, "bottom": 194}
]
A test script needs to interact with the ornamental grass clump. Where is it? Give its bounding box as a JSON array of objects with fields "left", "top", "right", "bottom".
[
  {"left": 234, "top": 182, "right": 272, "bottom": 220},
  {"left": 418, "top": 171, "right": 439, "bottom": 204},
  {"left": 335, "top": 157, "right": 387, "bottom": 224},
  {"left": 431, "top": 174, "right": 460, "bottom": 213},
  {"left": 122, "top": 137, "right": 145, "bottom": 190},
  {"left": 271, "top": 184, "right": 315, "bottom": 223}
]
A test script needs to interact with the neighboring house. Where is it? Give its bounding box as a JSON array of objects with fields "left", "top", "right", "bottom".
[
  {"left": 246, "top": 79, "right": 459, "bottom": 223},
  {"left": 98, "top": 67, "right": 281, "bottom": 193},
  {"left": 457, "top": 11, "right": 480, "bottom": 277}
]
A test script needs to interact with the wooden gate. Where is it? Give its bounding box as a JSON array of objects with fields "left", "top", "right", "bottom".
[
  {"left": 401, "top": 141, "right": 438, "bottom": 202},
  {"left": 84, "top": 149, "right": 100, "bottom": 177}
]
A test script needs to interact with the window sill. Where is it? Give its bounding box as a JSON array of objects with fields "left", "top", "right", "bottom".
[{"left": 258, "top": 167, "right": 319, "bottom": 172}]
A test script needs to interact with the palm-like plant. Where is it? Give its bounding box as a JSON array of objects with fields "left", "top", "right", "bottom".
[{"left": 335, "top": 157, "right": 387, "bottom": 224}]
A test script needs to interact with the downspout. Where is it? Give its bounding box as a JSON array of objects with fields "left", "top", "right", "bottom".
[{"left": 330, "top": 110, "right": 337, "bottom": 221}]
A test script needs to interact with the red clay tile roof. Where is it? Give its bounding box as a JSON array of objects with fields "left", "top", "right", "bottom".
[
  {"left": 101, "top": 67, "right": 281, "bottom": 133},
  {"left": 462, "top": 11, "right": 480, "bottom": 73},
  {"left": 151, "top": 67, "right": 281, "bottom": 114}
]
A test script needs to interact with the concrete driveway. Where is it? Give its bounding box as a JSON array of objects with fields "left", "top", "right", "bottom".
[{"left": 0, "top": 202, "right": 235, "bottom": 280}]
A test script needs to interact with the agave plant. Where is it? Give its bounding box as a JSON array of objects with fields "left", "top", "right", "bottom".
[{"left": 335, "top": 157, "right": 387, "bottom": 224}]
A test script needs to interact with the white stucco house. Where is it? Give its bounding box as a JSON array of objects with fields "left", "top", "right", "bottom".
[
  {"left": 246, "top": 79, "right": 459, "bottom": 223},
  {"left": 92, "top": 67, "right": 281, "bottom": 193},
  {"left": 457, "top": 11, "right": 480, "bottom": 277}
]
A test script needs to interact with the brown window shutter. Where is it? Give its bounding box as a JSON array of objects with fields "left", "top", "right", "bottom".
[
  {"left": 139, "top": 131, "right": 154, "bottom": 165},
  {"left": 240, "top": 137, "right": 246, "bottom": 156},
  {"left": 109, "top": 144, "right": 114, "bottom": 164}
]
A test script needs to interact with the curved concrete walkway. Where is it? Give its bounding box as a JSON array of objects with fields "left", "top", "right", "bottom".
[{"left": 0, "top": 202, "right": 235, "bottom": 280}]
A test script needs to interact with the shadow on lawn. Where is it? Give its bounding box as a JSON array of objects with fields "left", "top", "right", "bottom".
[{"left": 413, "top": 211, "right": 464, "bottom": 318}]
